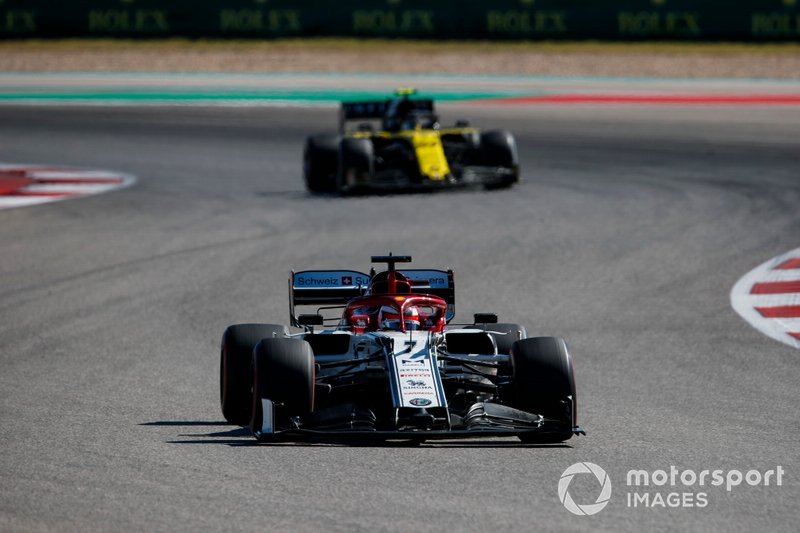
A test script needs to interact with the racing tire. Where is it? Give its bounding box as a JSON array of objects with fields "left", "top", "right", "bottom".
[
  {"left": 304, "top": 135, "right": 339, "bottom": 193},
  {"left": 467, "top": 323, "right": 527, "bottom": 355},
  {"left": 511, "top": 337, "right": 576, "bottom": 443},
  {"left": 220, "top": 323, "right": 288, "bottom": 425},
  {"left": 479, "top": 130, "right": 519, "bottom": 190},
  {"left": 337, "top": 138, "right": 374, "bottom": 195},
  {"left": 250, "top": 338, "right": 315, "bottom": 441}
]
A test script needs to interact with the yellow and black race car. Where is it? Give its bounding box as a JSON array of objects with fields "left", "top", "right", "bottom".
[{"left": 303, "top": 89, "right": 519, "bottom": 194}]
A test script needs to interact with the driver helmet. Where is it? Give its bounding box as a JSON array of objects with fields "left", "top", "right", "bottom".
[
  {"left": 385, "top": 98, "right": 414, "bottom": 131},
  {"left": 379, "top": 305, "right": 420, "bottom": 331}
]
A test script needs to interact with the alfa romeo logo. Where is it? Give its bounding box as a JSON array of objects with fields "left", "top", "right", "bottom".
[{"left": 558, "top": 462, "right": 612, "bottom": 516}]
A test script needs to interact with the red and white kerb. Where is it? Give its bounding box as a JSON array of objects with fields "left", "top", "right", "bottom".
[
  {"left": 731, "top": 247, "right": 800, "bottom": 349},
  {"left": 0, "top": 164, "right": 134, "bottom": 210}
]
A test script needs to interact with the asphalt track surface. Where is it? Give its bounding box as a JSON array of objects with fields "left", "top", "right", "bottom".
[{"left": 1, "top": 101, "right": 799, "bottom": 532}]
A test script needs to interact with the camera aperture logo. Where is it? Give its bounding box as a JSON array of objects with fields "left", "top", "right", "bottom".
[{"left": 558, "top": 462, "right": 612, "bottom": 516}]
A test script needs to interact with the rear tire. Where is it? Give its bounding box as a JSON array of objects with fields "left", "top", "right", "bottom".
[
  {"left": 220, "top": 324, "right": 287, "bottom": 425},
  {"left": 250, "top": 338, "right": 315, "bottom": 440},
  {"left": 511, "top": 337, "right": 576, "bottom": 443},
  {"left": 304, "top": 135, "right": 339, "bottom": 193}
]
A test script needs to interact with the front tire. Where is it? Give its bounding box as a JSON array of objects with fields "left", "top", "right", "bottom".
[
  {"left": 480, "top": 129, "right": 519, "bottom": 190},
  {"left": 511, "top": 337, "right": 576, "bottom": 442},
  {"left": 250, "top": 338, "right": 315, "bottom": 440},
  {"left": 220, "top": 323, "right": 287, "bottom": 425},
  {"left": 337, "top": 138, "right": 374, "bottom": 194}
]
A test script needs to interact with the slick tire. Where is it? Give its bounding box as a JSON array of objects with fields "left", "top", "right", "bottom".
[
  {"left": 220, "top": 323, "right": 288, "bottom": 425},
  {"left": 304, "top": 135, "right": 339, "bottom": 193},
  {"left": 479, "top": 130, "right": 519, "bottom": 190},
  {"left": 337, "top": 138, "right": 374, "bottom": 195},
  {"left": 250, "top": 338, "right": 315, "bottom": 440},
  {"left": 511, "top": 337, "right": 576, "bottom": 442}
]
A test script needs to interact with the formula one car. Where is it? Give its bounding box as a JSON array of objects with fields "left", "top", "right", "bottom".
[
  {"left": 219, "top": 254, "right": 583, "bottom": 443},
  {"left": 303, "top": 89, "right": 519, "bottom": 194}
]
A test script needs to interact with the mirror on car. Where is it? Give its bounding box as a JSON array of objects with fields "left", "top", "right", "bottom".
[
  {"left": 298, "top": 314, "right": 324, "bottom": 326},
  {"left": 473, "top": 313, "right": 498, "bottom": 324}
]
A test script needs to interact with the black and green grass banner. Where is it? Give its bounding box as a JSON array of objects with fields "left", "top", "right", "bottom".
[{"left": 1, "top": 1, "right": 798, "bottom": 41}]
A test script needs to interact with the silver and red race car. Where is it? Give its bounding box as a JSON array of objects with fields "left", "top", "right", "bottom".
[{"left": 219, "top": 255, "right": 583, "bottom": 443}]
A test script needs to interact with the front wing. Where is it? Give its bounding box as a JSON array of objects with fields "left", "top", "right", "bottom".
[
  {"left": 253, "top": 398, "right": 585, "bottom": 443},
  {"left": 257, "top": 425, "right": 585, "bottom": 443},
  {"left": 343, "top": 165, "right": 517, "bottom": 194}
]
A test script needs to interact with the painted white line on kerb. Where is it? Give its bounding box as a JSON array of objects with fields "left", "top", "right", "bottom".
[
  {"left": 731, "top": 247, "right": 800, "bottom": 349},
  {"left": 0, "top": 163, "right": 136, "bottom": 211}
]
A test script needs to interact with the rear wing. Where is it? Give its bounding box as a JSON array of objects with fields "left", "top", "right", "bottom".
[
  {"left": 395, "top": 269, "right": 455, "bottom": 321},
  {"left": 403, "top": 99, "right": 435, "bottom": 113},
  {"left": 339, "top": 101, "right": 388, "bottom": 133},
  {"left": 338, "top": 98, "right": 436, "bottom": 133},
  {"left": 289, "top": 268, "right": 455, "bottom": 326},
  {"left": 289, "top": 270, "right": 370, "bottom": 327},
  {"left": 340, "top": 101, "right": 390, "bottom": 122}
]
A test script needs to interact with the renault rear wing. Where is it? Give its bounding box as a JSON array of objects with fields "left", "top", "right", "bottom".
[
  {"left": 341, "top": 101, "right": 389, "bottom": 121},
  {"left": 339, "top": 98, "right": 435, "bottom": 133},
  {"left": 339, "top": 101, "right": 388, "bottom": 133}
]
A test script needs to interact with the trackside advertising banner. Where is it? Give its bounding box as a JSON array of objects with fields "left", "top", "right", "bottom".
[{"left": 1, "top": 1, "right": 798, "bottom": 41}]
